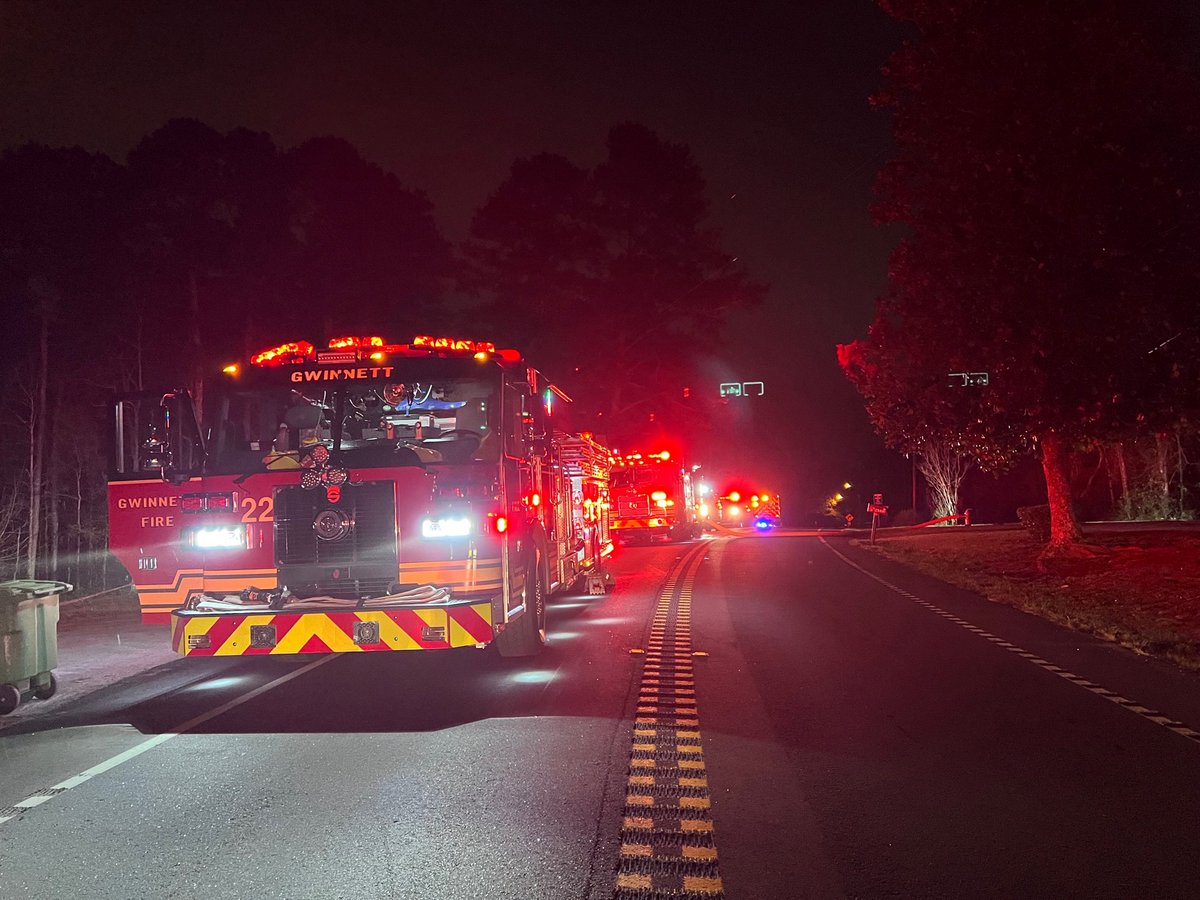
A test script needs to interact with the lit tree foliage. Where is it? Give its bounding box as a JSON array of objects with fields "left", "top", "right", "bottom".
[
  {"left": 843, "top": 0, "right": 1200, "bottom": 550},
  {"left": 917, "top": 440, "right": 972, "bottom": 521}
]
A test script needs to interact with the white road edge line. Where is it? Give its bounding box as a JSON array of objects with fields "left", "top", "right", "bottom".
[
  {"left": 819, "top": 537, "right": 1200, "bottom": 749},
  {"left": 0, "top": 654, "right": 337, "bottom": 826}
]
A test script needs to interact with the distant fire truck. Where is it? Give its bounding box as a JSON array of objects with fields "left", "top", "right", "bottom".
[
  {"left": 716, "top": 490, "right": 781, "bottom": 528},
  {"left": 749, "top": 492, "right": 782, "bottom": 530},
  {"left": 107, "top": 335, "right": 612, "bottom": 658},
  {"left": 609, "top": 451, "right": 700, "bottom": 544}
]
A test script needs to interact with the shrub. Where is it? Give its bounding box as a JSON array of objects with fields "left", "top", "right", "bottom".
[{"left": 1016, "top": 504, "right": 1051, "bottom": 542}]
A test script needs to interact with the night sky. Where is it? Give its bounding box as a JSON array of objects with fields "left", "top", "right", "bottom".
[{"left": 0, "top": 1, "right": 904, "bottom": 508}]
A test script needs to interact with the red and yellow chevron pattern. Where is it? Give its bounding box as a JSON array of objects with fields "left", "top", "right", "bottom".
[{"left": 170, "top": 602, "right": 494, "bottom": 656}]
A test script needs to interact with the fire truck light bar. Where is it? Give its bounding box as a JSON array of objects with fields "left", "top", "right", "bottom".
[
  {"left": 412, "top": 335, "right": 496, "bottom": 353},
  {"left": 328, "top": 336, "right": 386, "bottom": 349},
  {"left": 249, "top": 336, "right": 522, "bottom": 367},
  {"left": 251, "top": 341, "right": 314, "bottom": 366}
]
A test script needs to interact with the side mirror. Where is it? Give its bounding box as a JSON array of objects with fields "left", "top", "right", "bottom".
[
  {"left": 139, "top": 404, "right": 171, "bottom": 474},
  {"left": 159, "top": 390, "right": 202, "bottom": 485}
]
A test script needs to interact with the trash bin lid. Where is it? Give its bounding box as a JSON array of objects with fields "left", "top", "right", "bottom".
[{"left": 0, "top": 579, "right": 73, "bottom": 599}]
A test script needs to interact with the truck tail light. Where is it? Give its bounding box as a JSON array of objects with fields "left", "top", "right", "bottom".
[{"left": 492, "top": 515, "right": 508, "bottom": 534}]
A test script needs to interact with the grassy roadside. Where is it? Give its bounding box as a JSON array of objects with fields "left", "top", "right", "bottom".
[{"left": 856, "top": 526, "right": 1200, "bottom": 671}]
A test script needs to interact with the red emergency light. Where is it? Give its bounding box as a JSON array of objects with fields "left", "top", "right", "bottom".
[
  {"left": 251, "top": 341, "right": 314, "bottom": 366},
  {"left": 328, "top": 335, "right": 386, "bottom": 349},
  {"left": 616, "top": 450, "right": 673, "bottom": 466},
  {"left": 411, "top": 335, "right": 497, "bottom": 353}
]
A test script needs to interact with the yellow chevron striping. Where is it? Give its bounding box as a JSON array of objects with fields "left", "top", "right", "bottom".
[
  {"left": 214, "top": 614, "right": 280, "bottom": 657},
  {"left": 371, "top": 612, "right": 426, "bottom": 650},
  {"left": 270, "top": 614, "right": 357, "bottom": 654},
  {"left": 448, "top": 615, "right": 479, "bottom": 647},
  {"left": 174, "top": 615, "right": 218, "bottom": 653}
]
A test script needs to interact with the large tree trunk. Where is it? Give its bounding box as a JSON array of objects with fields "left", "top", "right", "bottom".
[
  {"left": 1155, "top": 432, "right": 1171, "bottom": 516},
  {"left": 1040, "top": 430, "right": 1082, "bottom": 548},
  {"left": 916, "top": 440, "right": 972, "bottom": 522},
  {"left": 1115, "top": 442, "right": 1131, "bottom": 519},
  {"left": 1177, "top": 429, "right": 1186, "bottom": 519}
]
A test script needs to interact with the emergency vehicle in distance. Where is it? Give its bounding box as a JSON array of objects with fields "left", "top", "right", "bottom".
[
  {"left": 609, "top": 450, "right": 701, "bottom": 544},
  {"left": 107, "top": 335, "right": 612, "bottom": 658},
  {"left": 750, "top": 492, "right": 782, "bottom": 530},
  {"left": 715, "top": 490, "right": 782, "bottom": 529}
]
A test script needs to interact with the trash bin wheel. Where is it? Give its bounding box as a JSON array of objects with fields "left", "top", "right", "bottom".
[
  {"left": 0, "top": 683, "right": 20, "bottom": 715},
  {"left": 32, "top": 672, "right": 57, "bottom": 701}
]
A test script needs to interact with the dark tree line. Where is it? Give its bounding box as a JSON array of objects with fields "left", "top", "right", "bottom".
[
  {"left": 842, "top": 0, "right": 1200, "bottom": 552},
  {"left": 0, "top": 119, "right": 756, "bottom": 589},
  {"left": 468, "top": 123, "right": 763, "bottom": 438}
]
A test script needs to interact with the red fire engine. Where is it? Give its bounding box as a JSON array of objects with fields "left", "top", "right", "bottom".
[
  {"left": 715, "top": 489, "right": 781, "bottom": 529},
  {"left": 608, "top": 451, "right": 701, "bottom": 545},
  {"left": 107, "top": 335, "right": 612, "bottom": 658}
]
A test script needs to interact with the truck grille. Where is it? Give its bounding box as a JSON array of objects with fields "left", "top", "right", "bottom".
[
  {"left": 617, "top": 495, "right": 651, "bottom": 518},
  {"left": 274, "top": 482, "right": 397, "bottom": 597}
]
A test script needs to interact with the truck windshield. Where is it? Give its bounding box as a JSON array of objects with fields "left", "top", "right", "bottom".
[
  {"left": 612, "top": 468, "right": 661, "bottom": 488},
  {"left": 204, "top": 378, "right": 499, "bottom": 474}
]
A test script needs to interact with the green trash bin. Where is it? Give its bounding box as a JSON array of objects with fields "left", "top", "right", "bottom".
[{"left": 0, "top": 579, "right": 72, "bottom": 715}]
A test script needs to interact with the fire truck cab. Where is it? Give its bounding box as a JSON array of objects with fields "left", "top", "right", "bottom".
[
  {"left": 107, "top": 335, "right": 611, "bottom": 658},
  {"left": 609, "top": 451, "right": 701, "bottom": 545}
]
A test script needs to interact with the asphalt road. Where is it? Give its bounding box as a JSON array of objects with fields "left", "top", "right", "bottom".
[{"left": 4, "top": 534, "right": 1200, "bottom": 898}]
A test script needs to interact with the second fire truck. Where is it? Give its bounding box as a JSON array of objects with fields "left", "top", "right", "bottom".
[
  {"left": 107, "top": 335, "right": 611, "bottom": 658},
  {"left": 609, "top": 450, "right": 701, "bottom": 544}
]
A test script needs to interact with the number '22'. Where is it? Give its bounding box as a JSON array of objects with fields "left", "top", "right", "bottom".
[{"left": 240, "top": 496, "right": 274, "bottom": 523}]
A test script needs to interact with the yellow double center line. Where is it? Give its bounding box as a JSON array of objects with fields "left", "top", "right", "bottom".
[{"left": 614, "top": 540, "right": 724, "bottom": 898}]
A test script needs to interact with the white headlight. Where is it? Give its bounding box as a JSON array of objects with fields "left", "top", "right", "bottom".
[
  {"left": 421, "top": 516, "right": 472, "bottom": 538},
  {"left": 190, "top": 526, "right": 247, "bottom": 549}
]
